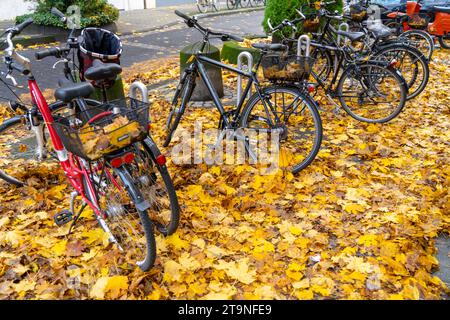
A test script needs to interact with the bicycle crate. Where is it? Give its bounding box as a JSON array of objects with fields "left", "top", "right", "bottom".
[
  {"left": 53, "top": 98, "right": 150, "bottom": 161},
  {"left": 303, "top": 17, "right": 321, "bottom": 33},
  {"left": 261, "top": 53, "right": 315, "bottom": 82},
  {"left": 78, "top": 28, "right": 123, "bottom": 88},
  {"left": 350, "top": 3, "right": 368, "bottom": 22},
  {"left": 407, "top": 14, "right": 429, "bottom": 30},
  {"left": 351, "top": 11, "right": 367, "bottom": 22}
]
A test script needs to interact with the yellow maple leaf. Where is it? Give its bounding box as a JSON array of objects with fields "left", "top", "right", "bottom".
[
  {"left": 52, "top": 239, "right": 67, "bottom": 256},
  {"left": 105, "top": 276, "right": 128, "bottom": 299},
  {"left": 90, "top": 277, "right": 109, "bottom": 299},
  {"left": 214, "top": 258, "right": 256, "bottom": 285}
]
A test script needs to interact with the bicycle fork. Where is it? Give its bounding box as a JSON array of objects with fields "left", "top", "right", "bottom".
[{"left": 30, "top": 121, "right": 46, "bottom": 160}]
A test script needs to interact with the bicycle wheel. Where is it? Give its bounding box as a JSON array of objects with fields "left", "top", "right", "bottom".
[
  {"left": 240, "top": 0, "right": 251, "bottom": 7},
  {"left": 438, "top": 34, "right": 450, "bottom": 49},
  {"left": 130, "top": 137, "right": 180, "bottom": 236},
  {"left": 213, "top": 0, "right": 220, "bottom": 11},
  {"left": 311, "top": 46, "right": 334, "bottom": 83},
  {"left": 373, "top": 44, "right": 429, "bottom": 100},
  {"left": 399, "top": 29, "right": 434, "bottom": 61},
  {"left": 240, "top": 86, "right": 322, "bottom": 174},
  {"left": 0, "top": 100, "right": 100, "bottom": 187},
  {"left": 197, "top": 0, "right": 209, "bottom": 13},
  {"left": 88, "top": 163, "right": 157, "bottom": 272},
  {"left": 164, "top": 72, "right": 194, "bottom": 147},
  {"left": 227, "top": 0, "right": 238, "bottom": 9},
  {"left": 337, "top": 63, "right": 407, "bottom": 123}
]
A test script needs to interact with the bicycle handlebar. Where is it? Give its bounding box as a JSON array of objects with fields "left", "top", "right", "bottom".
[
  {"left": 175, "top": 10, "right": 191, "bottom": 22},
  {"left": 35, "top": 47, "right": 69, "bottom": 60},
  {"left": 51, "top": 7, "right": 67, "bottom": 22},
  {"left": 10, "top": 61, "right": 30, "bottom": 75},
  {"left": 174, "top": 10, "right": 243, "bottom": 42},
  {"left": 12, "top": 18, "right": 34, "bottom": 36}
]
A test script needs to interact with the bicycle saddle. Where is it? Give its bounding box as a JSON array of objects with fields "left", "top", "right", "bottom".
[
  {"left": 368, "top": 24, "right": 395, "bottom": 39},
  {"left": 84, "top": 59, "right": 122, "bottom": 81},
  {"left": 336, "top": 30, "right": 365, "bottom": 42},
  {"left": 431, "top": 6, "right": 450, "bottom": 13},
  {"left": 252, "top": 43, "right": 287, "bottom": 51},
  {"left": 54, "top": 81, "right": 95, "bottom": 103}
]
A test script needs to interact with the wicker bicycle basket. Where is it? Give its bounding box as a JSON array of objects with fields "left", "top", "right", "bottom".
[
  {"left": 350, "top": 3, "right": 368, "bottom": 22},
  {"left": 303, "top": 18, "right": 321, "bottom": 33},
  {"left": 261, "top": 53, "right": 315, "bottom": 82},
  {"left": 351, "top": 11, "right": 367, "bottom": 22},
  {"left": 407, "top": 14, "right": 429, "bottom": 30},
  {"left": 53, "top": 98, "right": 150, "bottom": 161}
]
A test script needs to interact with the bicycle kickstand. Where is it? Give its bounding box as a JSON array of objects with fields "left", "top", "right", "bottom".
[{"left": 325, "top": 94, "right": 342, "bottom": 116}]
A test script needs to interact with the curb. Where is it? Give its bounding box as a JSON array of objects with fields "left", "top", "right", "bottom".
[
  {"left": 117, "top": 6, "right": 265, "bottom": 37},
  {"left": 17, "top": 7, "right": 265, "bottom": 45},
  {"left": 13, "top": 35, "right": 57, "bottom": 47}
]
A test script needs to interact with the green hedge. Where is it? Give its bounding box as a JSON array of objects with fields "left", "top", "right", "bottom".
[
  {"left": 263, "top": 0, "right": 343, "bottom": 38},
  {"left": 16, "top": 0, "right": 119, "bottom": 28}
]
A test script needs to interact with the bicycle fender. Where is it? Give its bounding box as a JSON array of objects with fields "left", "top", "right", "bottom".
[{"left": 114, "top": 167, "right": 151, "bottom": 212}]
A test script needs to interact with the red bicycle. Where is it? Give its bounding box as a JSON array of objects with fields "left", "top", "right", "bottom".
[
  {"left": 386, "top": 0, "right": 450, "bottom": 49},
  {"left": 0, "top": 19, "right": 180, "bottom": 271}
]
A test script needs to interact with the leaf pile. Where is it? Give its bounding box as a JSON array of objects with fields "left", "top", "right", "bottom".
[{"left": 0, "top": 49, "right": 448, "bottom": 300}]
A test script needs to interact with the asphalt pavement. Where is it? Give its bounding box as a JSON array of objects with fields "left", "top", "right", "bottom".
[{"left": 0, "top": 10, "right": 265, "bottom": 102}]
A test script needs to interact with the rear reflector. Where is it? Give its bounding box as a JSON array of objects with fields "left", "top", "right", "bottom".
[
  {"left": 110, "top": 157, "right": 123, "bottom": 168},
  {"left": 156, "top": 155, "right": 166, "bottom": 166},
  {"left": 123, "top": 152, "right": 135, "bottom": 164}
]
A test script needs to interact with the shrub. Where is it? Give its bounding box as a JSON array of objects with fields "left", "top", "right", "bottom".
[
  {"left": 16, "top": 0, "right": 119, "bottom": 28},
  {"left": 263, "top": 0, "right": 344, "bottom": 38}
]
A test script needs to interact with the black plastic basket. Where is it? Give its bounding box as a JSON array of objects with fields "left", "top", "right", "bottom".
[
  {"left": 53, "top": 98, "right": 150, "bottom": 161},
  {"left": 261, "top": 54, "right": 315, "bottom": 82}
]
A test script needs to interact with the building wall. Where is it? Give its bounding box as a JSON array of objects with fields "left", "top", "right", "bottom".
[
  {"left": 155, "top": 0, "right": 192, "bottom": 6},
  {"left": 0, "top": 0, "right": 193, "bottom": 21},
  {"left": 0, "top": 0, "right": 36, "bottom": 21}
]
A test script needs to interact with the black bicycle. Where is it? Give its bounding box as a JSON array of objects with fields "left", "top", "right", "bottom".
[
  {"left": 308, "top": 3, "right": 430, "bottom": 101},
  {"left": 165, "top": 10, "right": 323, "bottom": 174},
  {"left": 227, "top": 0, "right": 251, "bottom": 10},
  {"left": 269, "top": 7, "right": 409, "bottom": 123}
]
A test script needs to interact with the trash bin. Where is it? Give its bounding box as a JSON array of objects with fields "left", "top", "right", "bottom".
[
  {"left": 78, "top": 28, "right": 125, "bottom": 101},
  {"left": 180, "top": 43, "right": 224, "bottom": 102}
]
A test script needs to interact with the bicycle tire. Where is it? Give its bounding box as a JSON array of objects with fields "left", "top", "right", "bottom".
[
  {"left": 310, "top": 46, "right": 334, "bottom": 84},
  {"left": 399, "top": 29, "right": 434, "bottom": 61},
  {"left": 337, "top": 63, "right": 408, "bottom": 123},
  {"left": 163, "top": 73, "right": 194, "bottom": 147},
  {"left": 0, "top": 99, "right": 101, "bottom": 187},
  {"left": 197, "top": 0, "right": 209, "bottom": 13},
  {"left": 83, "top": 165, "right": 157, "bottom": 272},
  {"left": 240, "top": 0, "right": 251, "bottom": 8},
  {"left": 227, "top": 0, "right": 237, "bottom": 10},
  {"left": 240, "top": 86, "right": 323, "bottom": 175},
  {"left": 140, "top": 137, "right": 180, "bottom": 236},
  {"left": 373, "top": 43, "right": 429, "bottom": 100},
  {"left": 438, "top": 35, "right": 450, "bottom": 49}
]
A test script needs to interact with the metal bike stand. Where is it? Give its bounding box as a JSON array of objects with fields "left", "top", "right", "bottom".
[
  {"left": 129, "top": 81, "right": 149, "bottom": 103},
  {"left": 335, "top": 23, "right": 349, "bottom": 72},
  {"left": 297, "top": 34, "right": 311, "bottom": 57},
  {"left": 236, "top": 51, "right": 254, "bottom": 103},
  {"left": 336, "top": 22, "right": 349, "bottom": 47}
]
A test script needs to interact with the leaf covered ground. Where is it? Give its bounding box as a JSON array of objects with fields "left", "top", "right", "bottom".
[{"left": 0, "top": 50, "right": 449, "bottom": 300}]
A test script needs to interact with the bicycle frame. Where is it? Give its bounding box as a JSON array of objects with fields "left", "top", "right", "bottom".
[
  {"left": 23, "top": 73, "right": 108, "bottom": 219},
  {"left": 187, "top": 49, "right": 283, "bottom": 128}
]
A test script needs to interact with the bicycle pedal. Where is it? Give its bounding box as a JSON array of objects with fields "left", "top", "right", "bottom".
[{"left": 54, "top": 210, "right": 73, "bottom": 227}]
